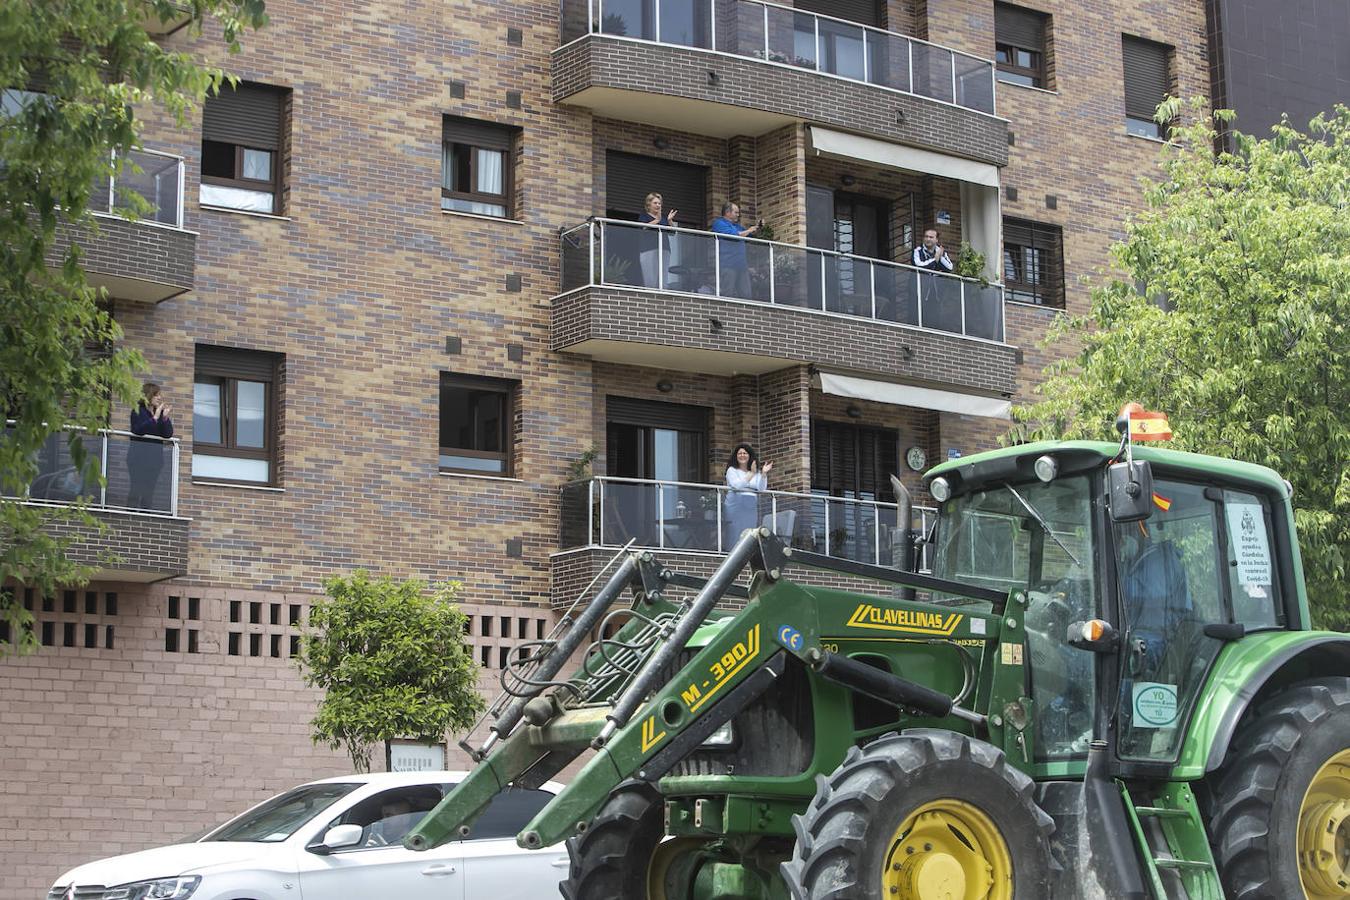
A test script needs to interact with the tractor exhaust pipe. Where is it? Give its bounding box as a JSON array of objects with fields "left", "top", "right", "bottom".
[
  {"left": 594, "top": 528, "right": 763, "bottom": 747},
  {"left": 889, "top": 475, "right": 915, "bottom": 601},
  {"left": 1083, "top": 740, "right": 1148, "bottom": 900}
]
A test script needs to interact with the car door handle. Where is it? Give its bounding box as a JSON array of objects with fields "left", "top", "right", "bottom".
[
  {"left": 551, "top": 859, "right": 570, "bottom": 868},
  {"left": 421, "top": 864, "right": 457, "bottom": 876}
]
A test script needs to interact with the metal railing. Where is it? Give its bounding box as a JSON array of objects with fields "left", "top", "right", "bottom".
[
  {"left": 2, "top": 422, "right": 180, "bottom": 516},
  {"left": 560, "top": 475, "right": 936, "bottom": 570},
  {"left": 561, "top": 0, "right": 996, "bottom": 115},
  {"left": 561, "top": 218, "right": 1005, "bottom": 342},
  {"left": 88, "top": 148, "right": 186, "bottom": 228}
]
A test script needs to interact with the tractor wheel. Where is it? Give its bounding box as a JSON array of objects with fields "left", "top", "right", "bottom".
[
  {"left": 561, "top": 780, "right": 704, "bottom": 900},
  {"left": 780, "top": 729, "right": 1054, "bottom": 899},
  {"left": 1207, "top": 676, "right": 1350, "bottom": 900}
]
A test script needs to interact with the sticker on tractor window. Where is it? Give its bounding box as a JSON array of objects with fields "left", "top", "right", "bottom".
[
  {"left": 1132, "top": 682, "right": 1180, "bottom": 729},
  {"left": 1225, "top": 501, "right": 1272, "bottom": 588}
]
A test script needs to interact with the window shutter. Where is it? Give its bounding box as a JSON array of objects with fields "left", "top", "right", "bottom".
[
  {"left": 442, "top": 116, "right": 514, "bottom": 151},
  {"left": 202, "top": 83, "right": 282, "bottom": 150},
  {"left": 1122, "top": 36, "right": 1170, "bottom": 120},
  {"left": 795, "top": 0, "right": 881, "bottom": 28},
  {"left": 195, "top": 345, "right": 279, "bottom": 381},
  {"left": 995, "top": 3, "right": 1044, "bottom": 51},
  {"left": 605, "top": 151, "right": 708, "bottom": 225},
  {"left": 606, "top": 396, "right": 710, "bottom": 432}
]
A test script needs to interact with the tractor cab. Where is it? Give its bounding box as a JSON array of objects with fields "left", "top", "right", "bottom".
[{"left": 922, "top": 440, "right": 1298, "bottom": 774}]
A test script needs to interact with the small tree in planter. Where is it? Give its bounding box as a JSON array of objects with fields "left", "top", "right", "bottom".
[{"left": 297, "top": 571, "right": 484, "bottom": 772}]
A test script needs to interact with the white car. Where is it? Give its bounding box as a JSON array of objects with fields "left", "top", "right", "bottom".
[{"left": 47, "top": 771, "right": 570, "bottom": 900}]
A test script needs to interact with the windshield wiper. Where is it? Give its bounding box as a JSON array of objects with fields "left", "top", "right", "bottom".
[{"left": 1001, "top": 482, "right": 1082, "bottom": 567}]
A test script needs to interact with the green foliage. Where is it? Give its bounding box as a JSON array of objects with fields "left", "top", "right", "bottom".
[
  {"left": 297, "top": 572, "right": 485, "bottom": 772},
  {"left": 955, "top": 241, "right": 988, "bottom": 286},
  {"left": 566, "top": 448, "right": 597, "bottom": 481},
  {"left": 0, "top": 0, "right": 266, "bottom": 652},
  {"left": 1012, "top": 98, "right": 1350, "bottom": 628}
]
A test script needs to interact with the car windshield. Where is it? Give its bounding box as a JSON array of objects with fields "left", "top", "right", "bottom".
[
  {"left": 201, "top": 782, "right": 361, "bottom": 842},
  {"left": 931, "top": 475, "right": 1096, "bottom": 604}
]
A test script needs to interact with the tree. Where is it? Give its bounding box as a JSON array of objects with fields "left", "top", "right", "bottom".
[
  {"left": 0, "top": 1, "right": 266, "bottom": 652},
  {"left": 1013, "top": 98, "right": 1350, "bottom": 628},
  {"left": 297, "top": 572, "right": 486, "bottom": 772}
]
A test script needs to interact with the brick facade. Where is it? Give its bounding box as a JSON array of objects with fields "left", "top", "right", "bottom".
[
  {"left": 553, "top": 36, "right": 1010, "bottom": 166},
  {"left": 2, "top": 0, "right": 1214, "bottom": 894},
  {"left": 47, "top": 214, "right": 196, "bottom": 304},
  {"left": 38, "top": 509, "right": 190, "bottom": 580}
]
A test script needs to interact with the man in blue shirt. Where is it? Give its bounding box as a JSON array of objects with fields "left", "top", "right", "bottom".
[{"left": 711, "top": 201, "right": 760, "bottom": 299}]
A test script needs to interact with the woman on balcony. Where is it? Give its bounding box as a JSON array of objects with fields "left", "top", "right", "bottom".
[
  {"left": 128, "top": 382, "right": 174, "bottom": 510},
  {"left": 725, "top": 443, "right": 772, "bottom": 540},
  {"left": 637, "top": 192, "right": 678, "bottom": 289}
]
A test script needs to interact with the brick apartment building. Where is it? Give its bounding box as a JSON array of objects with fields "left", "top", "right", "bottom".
[{"left": 6, "top": 0, "right": 1327, "bottom": 894}]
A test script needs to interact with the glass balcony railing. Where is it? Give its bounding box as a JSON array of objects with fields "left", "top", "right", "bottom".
[
  {"left": 561, "top": 0, "right": 997, "bottom": 115},
  {"left": 560, "top": 475, "right": 936, "bottom": 570},
  {"left": 88, "top": 148, "right": 185, "bottom": 228},
  {"left": 561, "top": 218, "right": 1005, "bottom": 342},
  {"left": 3, "top": 422, "right": 180, "bottom": 516}
]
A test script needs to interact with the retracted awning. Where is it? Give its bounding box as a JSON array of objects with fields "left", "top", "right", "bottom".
[
  {"left": 807, "top": 126, "right": 1000, "bottom": 188},
  {"left": 817, "top": 371, "right": 1012, "bottom": 420}
]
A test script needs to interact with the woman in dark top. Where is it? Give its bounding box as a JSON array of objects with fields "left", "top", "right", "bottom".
[
  {"left": 128, "top": 382, "right": 174, "bottom": 509},
  {"left": 637, "top": 191, "right": 678, "bottom": 288}
]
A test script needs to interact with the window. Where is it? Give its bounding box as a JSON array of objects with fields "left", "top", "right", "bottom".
[
  {"left": 994, "top": 4, "right": 1049, "bottom": 88},
  {"left": 334, "top": 785, "right": 448, "bottom": 849},
  {"left": 465, "top": 787, "right": 554, "bottom": 840},
  {"left": 1002, "top": 218, "right": 1064, "bottom": 308},
  {"left": 200, "top": 82, "right": 287, "bottom": 213},
  {"left": 1122, "top": 35, "right": 1172, "bottom": 138},
  {"left": 193, "top": 345, "right": 282, "bottom": 484},
  {"left": 439, "top": 373, "right": 516, "bottom": 475},
  {"left": 441, "top": 116, "right": 517, "bottom": 218}
]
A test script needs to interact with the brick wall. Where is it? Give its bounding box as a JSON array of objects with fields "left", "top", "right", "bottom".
[
  {"left": 37, "top": 509, "right": 190, "bottom": 579},
  {"left": 552, "top": 286, "right": 1018, "bottom": 395},
  {"left": 46, "top": 215, "right": 196, "bottom": 302},
  {"left": 552, "top": 35, "right": 1009, "bottom": 166}
]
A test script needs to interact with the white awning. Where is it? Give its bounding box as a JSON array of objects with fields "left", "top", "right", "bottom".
[
  {"left": 817, "top": 372, "right": 1011, "bottom": 419},
  {"left": 807, "top": 126, "right": 1001, "bottom": 188}
]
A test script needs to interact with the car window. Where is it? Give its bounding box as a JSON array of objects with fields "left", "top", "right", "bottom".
[
  {"left": 466, "top": 787, "right": 553, "bottom": 840},
  {"left": 336, "top": 785, "right": 448, "bottom": 849},
  {"left": 203, "top": 783, "right": 361, "bottom": 842}
]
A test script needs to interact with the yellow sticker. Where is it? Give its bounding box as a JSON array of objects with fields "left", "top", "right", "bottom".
[
  {"left": 1000, "top": 643, "right": 1024, "bottom": 665},
  {"left": 845, "top": 603, "right": 963, "bottom": 636},
  {"left": 640, "top": 714, "right": 667, "bottom": 753}
]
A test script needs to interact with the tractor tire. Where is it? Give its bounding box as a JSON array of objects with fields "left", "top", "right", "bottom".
[
  {"left": 560, "top": 780, "right": 664, "bottom": 900},
  {"left": 1207, "top": 676, "right": 1350, "bottom": 900},
  {"left": 780, "top": 728, "right": 1055, "bottom": 899}
]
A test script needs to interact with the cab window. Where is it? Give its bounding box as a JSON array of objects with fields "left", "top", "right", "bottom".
[{"left": 1223, "top": 489, "right": 1281, "bottom": 628}]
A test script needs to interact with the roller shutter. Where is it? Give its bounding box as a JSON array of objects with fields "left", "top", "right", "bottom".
[
  {"left": 605, "top": 151, "right": 708, "bottom": 225},
  {"left": 995, "top": 3, "right": 1044, "bottom": 51},
  {"left": 1123, "top": 36, "right": 1171, "bottom": 121},
  {"left": 201, "top": 82, "right": 283, "bottom": 150}
]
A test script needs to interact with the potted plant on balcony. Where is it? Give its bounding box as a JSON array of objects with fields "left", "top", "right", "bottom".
[{"left": 955, "top": 241, "right": 991, "bottom": 288}]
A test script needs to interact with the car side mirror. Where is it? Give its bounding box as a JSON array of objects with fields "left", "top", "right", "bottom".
[
  {"left": 1107, "top": 460, "right": 1154, "bottom": 522},
  {"left": 309, "top": 823, "right": 364, "bottom": 855}
]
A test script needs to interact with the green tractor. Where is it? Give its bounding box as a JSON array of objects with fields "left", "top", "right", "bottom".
[{"left": 406, "top": 437, "right": 1350, "bottom": 899}]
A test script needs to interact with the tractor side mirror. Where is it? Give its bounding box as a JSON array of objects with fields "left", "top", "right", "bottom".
[{"left": 1107, "top": 460, "right": 1154, "bottom": 522}]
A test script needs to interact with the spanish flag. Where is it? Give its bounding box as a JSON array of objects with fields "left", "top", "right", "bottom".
[
  {"left": 1128, "top": 410, "right": 1172, "bottom": 441},
  {"left": 1152, "top": 493, "right": 1172, "bottom": 511}
]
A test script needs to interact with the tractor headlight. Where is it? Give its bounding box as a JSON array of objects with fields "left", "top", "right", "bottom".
[
  {"left": 930, "top": 477, "right": 952, "bottom": 503},
  {"left": 1034, "top": 454, "right": 1059, "bottom": 483},
  {"left": 700, "top": 721, "right": 735, "bottom": 748}
]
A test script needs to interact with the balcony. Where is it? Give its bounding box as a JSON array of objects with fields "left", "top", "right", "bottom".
[
  {"left": 46, "top": 148, "right": 196, "bottom": 303},
  {"left": 555, "top": 0, "right": 1006, "bottom": 163},
  {"left": 2, "top": 424, "right": 189, "bottom": 581},
  {"left": 551, "top": 475, "right": 935, "bottom": 607},
  {"left": 555, "top": 218, "right": 1016, "bottom": 394}
]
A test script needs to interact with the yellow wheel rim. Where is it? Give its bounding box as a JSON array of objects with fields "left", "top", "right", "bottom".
[
  {"left": 1299, "top": 748, "right": 1350, "bottom": 899},
  {"left": 882, "top": 799, "right": 1013, "bottom": 900}
]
